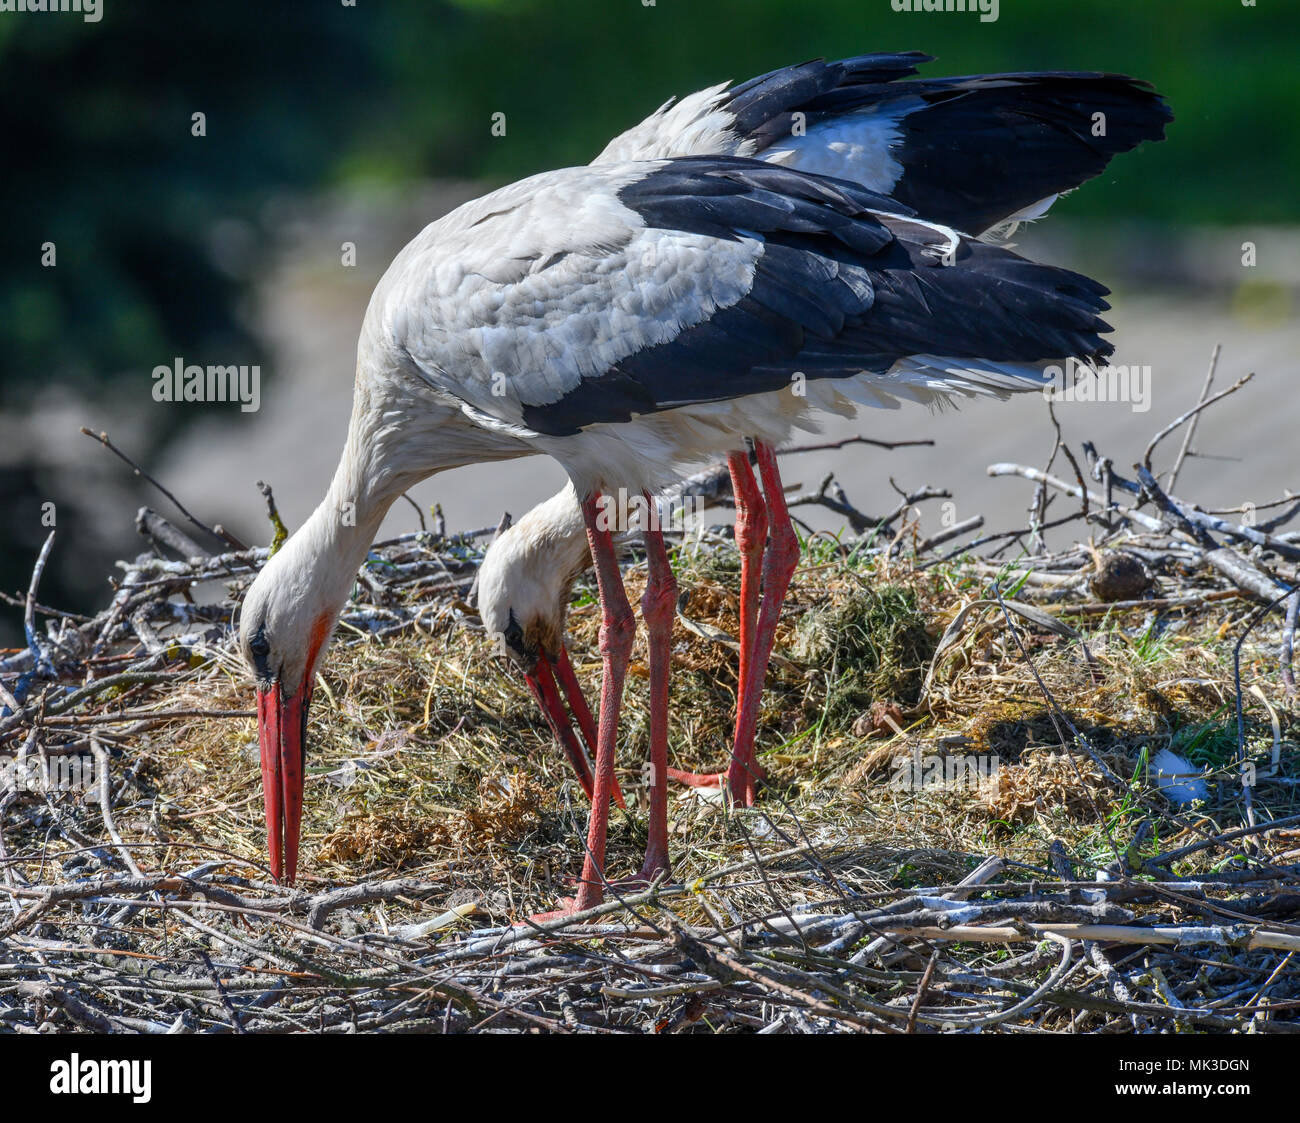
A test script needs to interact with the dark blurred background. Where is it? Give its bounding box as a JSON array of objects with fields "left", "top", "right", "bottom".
[{"left": 2, "top": 0, "right": 1298, "bottom": 644}]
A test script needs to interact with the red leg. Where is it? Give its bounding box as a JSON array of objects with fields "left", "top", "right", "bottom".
[
  {"left": 526, "top": 655, "right": 596, "bottom": 800},
  {"left": 729, "top": 450, "right": 768, "bottom": 697},
  {"left": 644, "top": 452, "right": 764, "bottom": 795},
  {"left": 728, "top": 448, "right": 769, "bottom": 794},
  {"left": 554, "top": 643, "right": 599, "bottom": 762},
  {"left": 553, "top": 549, "right": 718, "bottom": 795},
  {"left": 728, "top": 442, "right": 798, "bottom": 807},
  {"left": 538, "top": 490, "right": 636, "bottom": 918},
  {"left": 654, "top": 450, "right": 769, "bottom": 793},
  {"left": 549, "top": 644, "right": 625, "bottom": 810},
  {"left": 638, "top": 497, "right": 676, "bottom": 882}
]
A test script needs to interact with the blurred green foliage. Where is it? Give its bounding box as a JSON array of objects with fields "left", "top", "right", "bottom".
[
  {"left": 1, "top": 3, "right": 374, "bottom": 416},
  {"left": 382, "top": 0, "right": 1297, "bottom": 223}
]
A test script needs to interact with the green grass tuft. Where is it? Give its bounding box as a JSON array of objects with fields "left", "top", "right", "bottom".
[{"left": 791, "top": 582, "right": 935, "bottom": 729}]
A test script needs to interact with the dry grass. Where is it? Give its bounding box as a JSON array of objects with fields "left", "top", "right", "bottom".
[{"left": 2, "top": 508, "right": 1297, "bottom": 1032}]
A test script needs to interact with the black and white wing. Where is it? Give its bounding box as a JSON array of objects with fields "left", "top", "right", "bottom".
[
  {"left": 379, "top": 157, "right": 1111, "bottom": 439},
  {"left": 597, "top": 53, "right": 1172, "bottom": 236}
]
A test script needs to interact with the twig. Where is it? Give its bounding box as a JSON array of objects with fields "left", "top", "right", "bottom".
[
  {"left": 1167, "top": 343, "right": 1221, "bottom": 490},
  {"left": 779, "top": 435, "right": 934, "bottom": 455},
  {"left": 1135, "top": 464, "right": 1300, "bottom": 562},
  {"left": 916, "top": 515, "right": 984, "bottom": 554},
  {"left": 987, "top": 463, "right": 1163, "bottom": 532},
  {"left": 81, "top": 427, "right": 245, "bottom": 550},
  {"left": 1282, "top": 589, "right": 1299, "bottom": 694},
  {"left": 257, "top": 480, "right": 290, "bottom": 554},
  {"left": 906, "top": 951, "right": 939, "bottom": 1033},
  {"left": 24, "top": 531, "right": 56, "bottom": 674},
  {"left": 789, "top": 477, "right": 946, "bottom": 537},
  {"left": 879, "top": 921, "right": 1300, "bottom": 954},
  {"left": 1147, "top": 368, "right": 1251, "bottom": 476},
  {"left": 89, "top": 734, "right": 143, "bottom": 877},
  {"left": 198, "top": 949, "right": 247, "bottom": 1033},
  {"left": 1030, "top": 401, "right": 1065, "bottom": 554},
  {"left": 135, "top": 507, "right": 211, "bottom": 560},
  {"left": 398, "top": 491, "right": 428, "bottom": 533},
  {"left": 1144, "top": 813, "right": 1300, "bottom": 869}
]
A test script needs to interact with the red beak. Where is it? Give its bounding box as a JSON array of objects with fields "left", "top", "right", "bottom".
[
  {"left": 256, "top": 679, "right": 310, "bottom": 884},
  {"left": 525, "top": 647, "right": 625, "bottom": 810}
]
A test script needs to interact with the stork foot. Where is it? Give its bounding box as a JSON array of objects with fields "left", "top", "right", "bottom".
[
  {"left": 666, "top": 763, "right": 766, "bottom": 794},
  {"left": 666, "top": 765, "right": 725, "bottom": 788},
  {"left": 527, "top": 897, "right": 584, "bottom": 924},
  {"left": 527, "top": 866, "right": 668, "bottom": 924},
  {"left": 525, "top": 877, "right": 605, "bottom": 924},
  {"left": 633, "top": 851, "right": 671, "bottom": 887}
]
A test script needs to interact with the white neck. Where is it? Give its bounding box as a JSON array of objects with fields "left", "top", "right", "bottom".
[{"left": 277, "top": 380, "right": 536, "bottom": 621}]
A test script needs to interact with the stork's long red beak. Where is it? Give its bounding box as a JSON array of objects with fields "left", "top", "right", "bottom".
[
  {"left": 257, "top": 679, "right": 309, "bottom": 884},
  {"left": 525, "top": 647, "right": 625, "bottom": 810}
]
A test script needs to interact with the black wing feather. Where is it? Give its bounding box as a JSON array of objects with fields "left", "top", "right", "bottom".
[
  {"left": 712, "top": 54, "right": 1172, "bottom": 234},
  {"left": 517, "top": 159, "right": 1113, "bottom": 437}
]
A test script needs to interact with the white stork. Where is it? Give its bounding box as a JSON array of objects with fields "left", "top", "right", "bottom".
[
  {"left": 239, "top": 53, "right": 1169, "bottom": 916},
  {"left": 476, "top": 55, "right": 1172, "bottom": 825}
]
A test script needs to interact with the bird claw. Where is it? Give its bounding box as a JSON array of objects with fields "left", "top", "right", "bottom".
[
  {"left": 526, "top": 898, "right": 585, "bottom": 925},
  {"left": 525, "top": 862, "right": 671, "bottom": 925},
  {"left": 666, "top": 766, "right": 726, "bottom": 788}
]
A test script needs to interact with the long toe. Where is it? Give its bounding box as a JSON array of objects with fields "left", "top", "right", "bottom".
[{"left": 667, "top": 766, "right": 727, "bottom": 788}]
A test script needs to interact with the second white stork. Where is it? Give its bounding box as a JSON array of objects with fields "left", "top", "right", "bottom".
[
  {"left": 239, "top": 56, "right": 1169, "bottom": 918},
  {"left": 476, "top": 53, "right": 1172, "bottom": 820}
]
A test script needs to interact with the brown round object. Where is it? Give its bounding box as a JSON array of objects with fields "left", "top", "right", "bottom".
[
  {"left": 1090, "top": 552, "right": 1153, "bottom": 602},
  {"left": 852, "top": 701, "right": 904, "bottom": 738}
]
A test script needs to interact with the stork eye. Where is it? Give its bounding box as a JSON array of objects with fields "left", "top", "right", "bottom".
[
  {"left": 249, "top": 631, "right": 271, "bottom": 659},
  {"left": 503, "top": 618, "right": 526, "bottom": 652}
]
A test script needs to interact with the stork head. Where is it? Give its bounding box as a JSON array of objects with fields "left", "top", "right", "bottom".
[
  {"left": 479, "top": 577, "right": 560, "bottom": 673},
  {"left": 476, "top": 485, "right": 609, "bottom": 800},
  {"left": 239, "top": 524, "right": 347, "bottom": 884},
  {"left": 477, "top": 484, "right": 591, "bottom": 674},
  {"left": 477, "top": 516, "right": 571, "bottom": 683}
]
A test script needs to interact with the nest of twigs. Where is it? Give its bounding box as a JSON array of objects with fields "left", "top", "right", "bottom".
[{"left": 2, "top": 377, "right": 1298, "bottom": 1033}]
